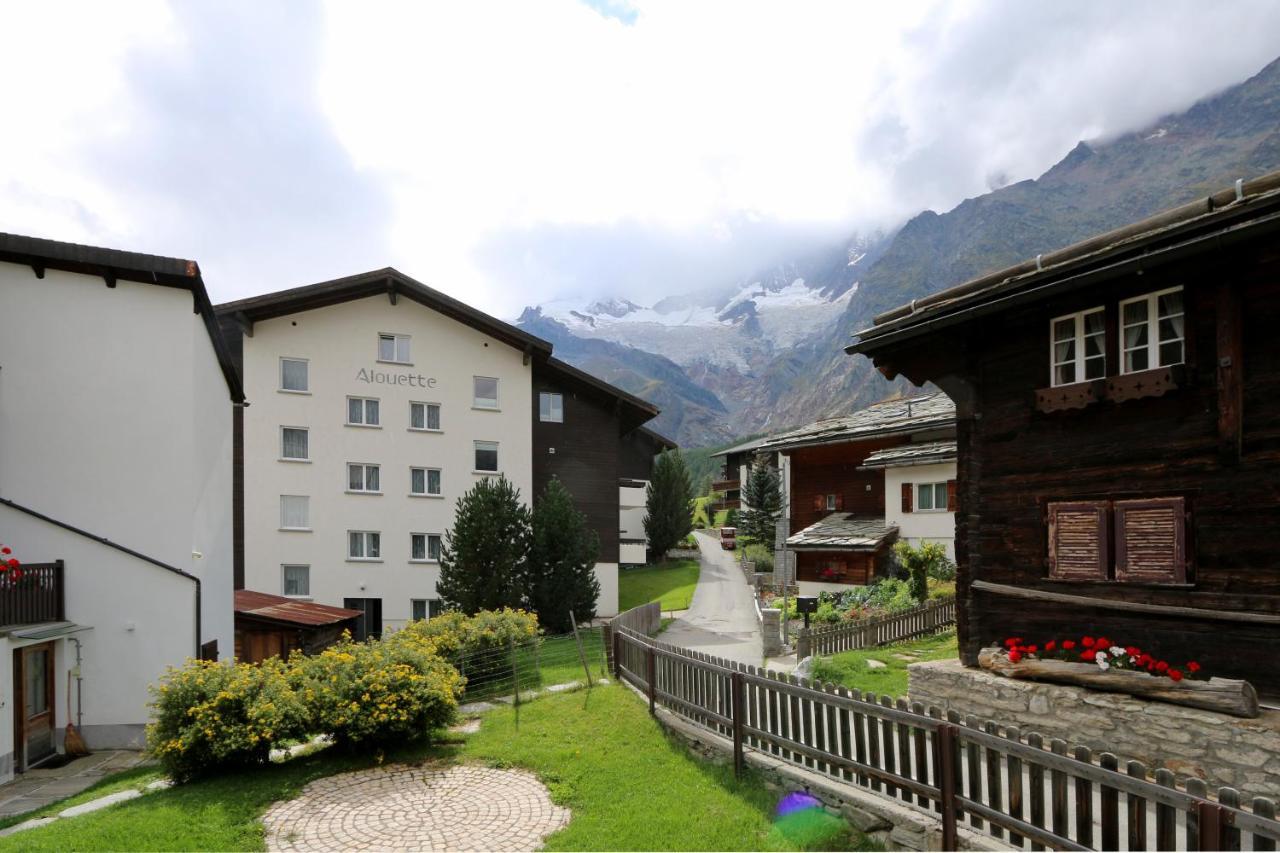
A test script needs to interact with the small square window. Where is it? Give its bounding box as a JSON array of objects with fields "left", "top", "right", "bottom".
[
  {"left": 473, "top": 376, "right": 499, "bottom": 409},
  {"left": 280, "top": 495, "right": 310, "bottom": 530},
  {"left": 283, "top": 564, "right": 310, "bottom": 597},
  {"left": 281, "top": 427, "right": 309, "bottom": 460},
  {"left": 539, "top": 391, "right": 564, "bottom": 423},
  {"left": 411, "top": 599, "right": 428, "bottom": 621},
  {"left": 348, "top": 463, "right": 381, "bottom": 493},
  {"left": 410, "top": 533, "right": 442, "bottom": 562},
  {"left": 410, "top": 402, "right": 442, "bottom": 431},
  {"left": 916, "top": 482, "right": 948, "bottom": 512},
  {"left": 348, "top": 530, "right": 381, "bottom": 560},
  {"left": 280, "top": 358, "right": 308, "bottom": 392},
  {"left": 347, "top": 397, "right": 380, "bottom": 426},
  {"left": 474, "top": 441, "right": 499, "bottom": 473},
  {"left": 378, "top": 333, "right": 411, "bottom": 364},
  {"left": 411, "top": 467, "right": 443, "bottom": 496}
]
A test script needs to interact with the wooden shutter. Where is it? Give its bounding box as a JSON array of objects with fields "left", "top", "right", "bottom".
[
  {"left": 834, "top": 493, "right": 844, "bottom": 510},
  {"left": 946, "top": 480, "right": 957, "bottom": 512},
  {"left": 812, "top": 495, "right": 824, "bottom": 512},
  {"left": 1047, "top": 501, "right": 1109, "bottom": 580},
  {"left": 901, "top": 483, "right": 913, "bottom": 513},
  {"left": 1115, "top": 497, "right": 1187, "bottom": 584}
]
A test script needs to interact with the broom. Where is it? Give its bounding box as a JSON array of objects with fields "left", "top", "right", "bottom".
[{"left": 64, "top": 670, "right": 90, "bottom": 756}]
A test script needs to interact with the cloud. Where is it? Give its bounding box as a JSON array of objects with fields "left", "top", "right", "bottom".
[{"left": 1, "top": 1, "right": 1279, "bottom": 316}]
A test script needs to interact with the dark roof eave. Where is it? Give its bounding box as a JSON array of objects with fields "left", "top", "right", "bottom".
[
  {"left": 769, "top": 419, "right": 957, "bottom": 453},
  {"left": 540, "top": 356, "right": 659, "bottom": 421}
]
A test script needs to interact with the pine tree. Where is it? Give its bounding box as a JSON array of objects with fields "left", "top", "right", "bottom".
[
  {"left": 739, "top": 453, "right": 782, "bottom": 546},
  {"left": 526, "top": 478, "right": 601, "bottom": 633},
  {"left": 437, "top": 475, "right": 531, "bottom": 614},
  {"left": 644, "top": 449, "right": 694, "bottom": 561}
]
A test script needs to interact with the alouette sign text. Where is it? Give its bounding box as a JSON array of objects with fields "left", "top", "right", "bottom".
[{"left": 356, "top": 368, "right": 437, "bottom": 388}]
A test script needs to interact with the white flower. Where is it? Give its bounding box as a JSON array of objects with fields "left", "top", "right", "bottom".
[
  {"left": 1109, "top": 646, "right": 1126, "bottom": 657},
  {"left": 1097, "top": 657, "right": 1111, "bottom": 671}
]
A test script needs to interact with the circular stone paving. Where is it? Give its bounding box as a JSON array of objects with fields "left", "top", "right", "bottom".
[{"left": 262, "top": 764, "right": 571, "bottom": 852}]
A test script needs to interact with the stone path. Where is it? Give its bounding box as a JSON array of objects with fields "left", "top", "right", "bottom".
[
  {"left": 0, "top": 750, "right": 148, "bottom": 818},
  {"left": 261, "top": 764, "right": 570, "bottom": 852}
]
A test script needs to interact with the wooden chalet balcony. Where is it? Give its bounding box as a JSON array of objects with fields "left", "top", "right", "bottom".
[
  {"left": 712, "top": 478, "right": 740, "bottom": 492},
  {"left": 0, "top": 561, "right": 65, "bottom": 626}
]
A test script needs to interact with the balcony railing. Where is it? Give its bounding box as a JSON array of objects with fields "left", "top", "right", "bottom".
[
  {"left": 0, "top": 560, "right": 65, "bottom": 626},
  {"left": 711, "top": 478, "right": 740, "bottom": 492}
]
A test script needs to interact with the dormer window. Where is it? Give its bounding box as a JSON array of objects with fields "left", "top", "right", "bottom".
[
  {"left": 1050, "top": 307, "right": 1105, "bottom": 386},
  {"left": 1121, "top": 287, "right": 1184, "bottom": 374}
]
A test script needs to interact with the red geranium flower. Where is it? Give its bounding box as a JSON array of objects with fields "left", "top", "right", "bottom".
[
  {"left": 1187, "top": 661, "right": 1200, "bottom": 673},
  {"left": 1095, "top": 637, "right": 1110, "bottom": 649},
  {"left": 1, "top": 546, "right": 10, "bottom": 555},
  {"left": 1008, "top": 650, "right": 1022, "bottom": 663},
  {"left": 1155, "top": 661, "right": 1169, "bottom": 672},
  {"left": 1081, "top": 649, "right": 1096, "bottom": 661},
  {"left": 1044, "top": 641, "right": 1056, "bottom": 652},
  {"left": 6, "top": 559, "right": 17, "bottom": 569},
  {"left": 1169, "top": 670, "right": 1183, "bottom": 682},
  {"left": 1025, "top": 645, "right": 1038, "bottom": 654},
  {"left": 1082, "top": 636, "right": 1095, "bottom": 648},
  {"left": 1005, "top": 637, "right": 1020, "bottom": 648},
  {"left": 1125, "top": 646, "right": 1139, "bottom": 656},
  {"left": 1061, "top": 640, "right": 1075, "bottom": 650}
]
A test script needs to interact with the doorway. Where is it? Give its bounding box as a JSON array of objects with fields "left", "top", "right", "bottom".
[
  {"left": 343, "top": 598, "right": 383, "bottom": 642},
  {"left": 12, "top": 641, "right": 56, "bottom": 771}
]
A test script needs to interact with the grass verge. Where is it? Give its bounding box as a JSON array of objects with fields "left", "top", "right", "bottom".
[
  {"left": 618, "top": 558, "right": 700, "bottom": 612},
  {"left": 810, "top": 631, "right": 958, "bottom": 698}
]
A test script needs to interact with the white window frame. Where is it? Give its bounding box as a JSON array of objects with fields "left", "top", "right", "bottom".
[
  {"left": 409, "top": 532, "right": 443, "bottom": 563},
  {"left": 411, "top": 599, "right": 428, "bottom": 621},
  {"left": 347, "top": 530, "right": 382, "bottom": 561},
  {"left": 280, "top": 426, "right": 310, "bottom": 462},
  {"left": 473, "top": 376, "right": 500, "bottom": 410},
  {"left": 410, "top": 466, "right": 443, "bottom": 497},
  {"left": 825, "top": 494, "right": 836, "bottom": 511},
  {"left": 1049, "top": 306, "right": 1106, "bottom": 387},
  {"left": 539, "top": 391, "right": 564, "bottom": 423},
  {"left": 409, "top": 401, "right": 442, "bottom": 432},
  {"left": 279, "top": 357, "right": 309, "bottom": 394},
  {"left": 347, "top": 462, "right": 382, "bottom": 494},
  {"left": 1120, "top": 286, "right": 1185, "bottom": 375},
  {"left": 474, "top": 440, "right": 500, "bottom": 474},
  {"left": 916, "top": 482, "right": 948, "bottom": 513},
  {"left": 346, "top": 396, "right": 381, "bottom": 428},
  {"left": 282, "top": 564, "right": 310, "bottom": 598},
  {"left": 279, "top": 495, "right": 311, "bottom": 531},
  {"left": 378, "top": 333, "right": 411, "bottom": 364}
]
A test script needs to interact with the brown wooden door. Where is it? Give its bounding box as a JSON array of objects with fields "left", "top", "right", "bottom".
[{"left": 13, "top": 642, "right": 56, "bottom": 771}]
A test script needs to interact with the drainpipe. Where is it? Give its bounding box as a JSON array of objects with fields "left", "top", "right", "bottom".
[{"left": 69, "top": 637, "right": 83, "bottom": 728}]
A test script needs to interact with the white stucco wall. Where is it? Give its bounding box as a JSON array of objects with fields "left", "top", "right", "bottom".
[
  {"left": 882, "top": 461, "right": 957, "bottom": 559},
  {"left": 619, "top": 483, "right": 646, "bottom": 544},
  {"left": 239, "top": 295, "right": 534, "bottom": 633},
  {"left": 594, "top": 562, "right": 619, "bottom": 617}
]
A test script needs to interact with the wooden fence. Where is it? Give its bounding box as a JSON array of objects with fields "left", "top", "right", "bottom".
[
  {"left": 797, "top": 596, "right": 956, "bottom": 658},
  {"left": 610, "top": 625, "right": 1280, "bottom": 852}
]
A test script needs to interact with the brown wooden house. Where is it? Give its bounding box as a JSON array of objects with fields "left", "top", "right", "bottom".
[{"left": 848, "top": 171, "right": 1280, "bottom": 698}]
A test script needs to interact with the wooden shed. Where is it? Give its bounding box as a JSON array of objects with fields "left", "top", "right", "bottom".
[
  {"left": 234, "top": 589, "right": 363, "bottom": 663},
  {"left": 848, "top": 171, "right": 1280, "bottom": 699}
]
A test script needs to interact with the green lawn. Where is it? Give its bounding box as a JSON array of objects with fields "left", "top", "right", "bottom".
[
  {"left": 809, "top": 630, "right": 958, "bottom": 699},
  {"left": 618, "top": 558, "right": 700, "bottom": 612},
  {"left": 1, "top": 685, "right": 871, "bottom": 852}
]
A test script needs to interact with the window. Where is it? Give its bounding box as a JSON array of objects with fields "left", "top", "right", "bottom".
[
  {"left": 280, "top": 495, "right": 310, "bottom": 530},
  {"left": 347, "top": 396, "right": 380, "bottom": 427},
  {"left": 411, "top": 467, "right": 442, "bottom": 496},
  {"left": 474, "top": 441, "right": 499, "bottom": 473},
  {"left": 411, "top": 599, "right": 445, "bottom": 621},
  {"left": 378, "top": 333, "right": 411, "bottom": 363},
  {"left": 281, "top": 427, "right": 309, "bottom": 460},
  {"left": 539, "top": 391, "right": 564, "bottom": 423},
  {"left": 410, "top": 533, "right": 442, "bottom": 562},
  {"left": 825, "top": 494, "right": 836, "bottom": 511},
  {"left": 410, "top": 401, "right": 442, "bottom": 431},
  {"left": 280, "top": 358, "right": 309, "bottom": 392},
  {"left": 473, "top": 376, "right": 499, "bottom": 409},
  {"left": 1050, "top": 307, "right": 1106, "bottom": 386},
  {"left": 347, "top": 463, "right": 381, "bottom": 493},
  {"left": 916, "top": 483, "right": 948, "bottom": 512},
  {"left": 1047, "top": 497, "right": 1187, "bottom": 584},
  {"left": 282, "top": 564, "right": 310, "bottom": 597},
  {"left": 348, "top": 530, "right": 381, "bottom": 560},
  {"left": 1121, "top": 287, "right": 1184, "bottom": 374}
]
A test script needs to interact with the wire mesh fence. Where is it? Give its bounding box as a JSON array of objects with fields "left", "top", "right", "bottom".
[{"left": 451, "top": 626, "right": 609, "bottom": 702}]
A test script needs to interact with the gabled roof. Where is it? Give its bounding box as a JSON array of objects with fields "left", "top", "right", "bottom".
[
  {"left": 539, "top": 356, "right": 659, "bottom": 430},
  {"left": 710, "top": 436, "right": 771, "bottom": 459},
  {"left": 859, "top": 440, "right": 957, "bottom": 470},
  {"left": 0, "top": 232, "right": 244, "bottom": 402},
  {"left": 786, "top": 513, "right": 897, "bottom": 551},
  {"left": 849, "top": 171, "right": 1280, "bottom": 354},
  {"left": 234, "top": 589, "right": 363, "bottom": 628},
  {"left": 743, "top": 392, "right": 955, "bottom": 454},
  {"left": 215, "top": 267, "right": 553, "bottom": 357},
  {"left": 636, "top": 424, "right": 678, "bottom": 451}
]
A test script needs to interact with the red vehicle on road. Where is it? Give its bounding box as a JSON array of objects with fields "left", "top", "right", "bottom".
[{"left": 719, "top": 527, "right": 737, "bottom": 550}]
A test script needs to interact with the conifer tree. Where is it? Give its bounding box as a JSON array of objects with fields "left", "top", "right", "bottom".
[
  {"left": 526, "top": 478, "right": 601, "bottom": 633},
  {"left": 437, "top": 475, "right": 531, "bottom": 614},
  {"left": 739, "top": 453, "right": 783, "bottom": 546},
  {"left": 644, "top": 449, "right": 694, "bottom": 561}
]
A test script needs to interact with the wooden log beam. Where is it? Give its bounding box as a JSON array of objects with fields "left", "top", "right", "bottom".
[
  {"left": 970, "top": 580, "right": 1280, "bottom": 625},
  {"left": 977, "top": 646, "right": 1259, "bottom": 718}
]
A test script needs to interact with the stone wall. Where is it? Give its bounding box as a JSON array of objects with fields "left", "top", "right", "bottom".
[{"left": 909, "top": 659, "right": 1280, "bottom": 795}]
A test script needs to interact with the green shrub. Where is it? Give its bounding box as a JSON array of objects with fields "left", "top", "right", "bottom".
[
  {"left": 814, "top": 601, "right": 842, "bottom": 624},
  {"left": 892, "top": 541, "right": 950, "bottom": 603},
  {"left": 741, "top": 542, "right": 774, "bottom": 572},
  {"left": 397, "top": 607, "right": 538, "bottom": 692},
  {"left": 290, "top": 632, "right": 462, "bottom": 749},
  {"left": 147, "top": 657, "right": 308, "bottom": 783}
]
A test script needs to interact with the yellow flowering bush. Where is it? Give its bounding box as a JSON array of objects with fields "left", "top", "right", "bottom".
[
  {"left": 146, "top": 656, "right": 308, "bottom": 782},
  {"left": 396, "top": 607, "right": 538, "bottom": 690}
]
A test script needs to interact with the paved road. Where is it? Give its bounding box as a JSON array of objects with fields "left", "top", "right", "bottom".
[{"left": 660, "top": 530, "right": 762, "bottom": 665}]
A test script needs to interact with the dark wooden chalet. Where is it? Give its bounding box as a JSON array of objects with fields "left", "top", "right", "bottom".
[{"left": 848, "top": 171, "right": 1280, "bottom": 697}]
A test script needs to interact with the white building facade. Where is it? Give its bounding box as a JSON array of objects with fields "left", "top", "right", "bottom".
[{"left": 0, "top": 234, "right": 239, "bottom": 781}]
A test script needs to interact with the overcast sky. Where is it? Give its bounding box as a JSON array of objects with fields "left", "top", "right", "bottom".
[{"left": 3, "top": 1, "right": 1279, "bottom": 318}]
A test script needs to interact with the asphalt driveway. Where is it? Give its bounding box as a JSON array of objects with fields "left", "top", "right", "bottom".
[{"left": 659, "top": 530, "right": 762, "bottom": 665}]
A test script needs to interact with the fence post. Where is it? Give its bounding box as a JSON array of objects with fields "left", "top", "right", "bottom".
[
  {"left": 937, "top": 723, "right": 959, "bottom": 851},
  {"left": 569, "top": 610, "right": 593, "bottom": 687},
  {"left": 797, "top": 628, "right": 811, "bottom": 660},
  {"left": 1197, "top": 801, "right": 1224, "bottom": 851},
  {"left": 647, "top": 645, "right": 657, "bottom": 715},
  {"left": 731, "top": 672, "right": 745, "bottom": 778},
  {"left": 609, "top": 627, "right": 620, "bottom": 678},
  {"left": 510, "top": 636, "right": 520, "bottom": 707}
]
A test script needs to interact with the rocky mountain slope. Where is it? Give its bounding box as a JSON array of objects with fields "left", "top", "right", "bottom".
[{"left": 520, "top": 55, "right": 1280, "bottom": 448}]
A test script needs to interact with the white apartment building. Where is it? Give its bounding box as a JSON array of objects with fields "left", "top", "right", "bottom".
[
  {"left": 218, "top": 270, "right": 668, "bottom": 637},
  {"left": 0, "top": 233, "right": 240, "bottom": 780}
]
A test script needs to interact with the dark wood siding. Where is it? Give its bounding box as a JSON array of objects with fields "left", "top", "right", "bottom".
[
  {"left": 786, "top": 439, "right": 900, "bottom": 533},
  {"left": 796, "top": 551, "right": 874, "bottom": 585}
]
